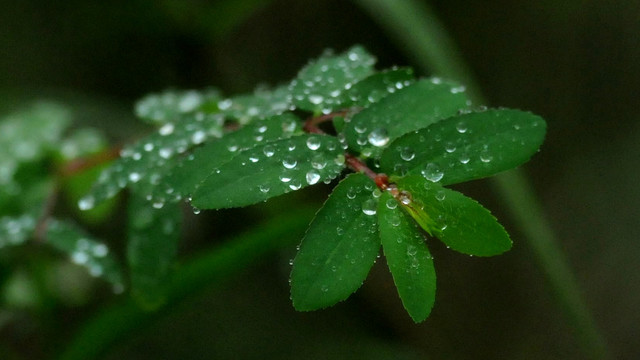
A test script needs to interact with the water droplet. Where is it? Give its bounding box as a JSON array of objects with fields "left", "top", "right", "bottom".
[
  {"left": 386, "top": 198, "right": 397, "bottom": 209},
  {"left": 143, "top": 143, "right": 154, "bottom": 152},
  {"left": 354, "top": 124, "right": 367, "bottom": 134},
  {"left": 159, "top": 123, "right": 175, "bottom": 136},
  {"left": 282, "top": 157, "right": 297, "bottom": 169},
  {"left": 321, "top": 285, "right": 329, "bottom": 292},
  {"left": 279, "top": 174, "right": 292, "bottom": 183},
  {"left": 259, "top": 184, "right": 270, "bottom": 193},
  {"left": 435, "top": 190, "right": 446, "bottom": 201},
  {"left": 128, "top": 172, "right": 141, "bottom": 183},
  {"left": 389, "top": 214, "right": 401, "bottom": 227},
  {"left": 309, "top": 95, "right": 324, "bottom": 105},
  {"left": 227, "top": 144, "right": 239, "bottom": 152},
  {"left": 191, "top": 130, "right": 206, "bottom": 144},
  {"left": 78, "top": 196, "right": 95, "bottom": 210},
  {"left": 336, "top": 226, "right": 344, "bottom": 236},
  {"left": 346, "top": 187, "right": 357, "bottom": 199},
  {"left": 480, "top": 149, "right": 493, "bottom": 163},
  {"left": 367, "top": 128, "right": 389, "bottom": 147},
  {"left": 407, "top": 245, "right": 417, "bottom": 256},
  {"left": 459, "top": 153, "right": 470, "bottom": 164},
  {"left": 421, "top": 163, "right": 444, "bottom": 183},
  {"left": 192, "top": 207, "right": 201, "bottom": 214},
  {"left": 249, "top": 155, "right": 260, "bottom": 163},
  {"left": 306, "top": 136, "right": 321, "bottom": 150},
  {"left": 445, "top": 142, "right": 456, "bottom": 153},
  {"left": 263, "top": 145, "right": 275, "bottom": 157},
  {"left": 159, "top": 148, "right": 172, "bottom": 159},
  {"left": 71, "top": 251, "right": 89, "bottom": 265},
  {"left": 311, "top": 155, "right": 327, "bottom": 169},
  {"left": 456, "top": 121, "right": 468, "bottom": 133},
  {"left": 306, "top": 171, "right": 320, "bottom": 185},
  {"left": 398, "top": 191, "right": 412, "bottom": 205},
  {"left": 400, "top": 147, "right": 415, "bottom": 161},
  {"left": 152, "top": 201, "right": 164, "bottom": 209},
  {"left": 92, "top": 244, "right": 109, "bottom": 257},
  {"left": 361, "top": 198, "right": 377, "bottom": 216},
  {"left": 450, "top": 85, "right": 466, "bottom": 94}
]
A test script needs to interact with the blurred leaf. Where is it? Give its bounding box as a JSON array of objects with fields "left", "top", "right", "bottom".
[
  {"left": 342, "top": 67, "right": 415, "bottom": 107},
  {"left": 289, "top": 46, "right": 375, "bottom": 113},
  {"left": 83, "top": 112, "right": 224, "bottom": 209},
  {"left": 396, "top": 176, "right": 511, "bottom": 256},
  {"left": 0, "top": 214, "right": 36, "bottom": 248},
  {"left": 56, "top": 128, "right": 109, "bottom": 161},
  {"left": 381, "top": 109, "right": 547, "bottom": 185},
  {"left": 135, "top": 89, "right": 221, "bottom": 124},
  {"left": 214, "top": 84, "right": 291, "bottom": 124},
  {"left": 46, "top": 219, "right": 124, "bottom": 289},
  {"left": 0, "top": 102, "right": 71, "bottom": 194},
  {"left": 127, "top": 195, "right": 181, "bottom": 310},
  {"left": 192, "top": 134, "right": 345, "bottom": 209},
  {"left": 164, "top": 113, "right": 302, "bottom": 198},
  {"left": 377, "top": 191, "right": 435, "bottom": 322},
  {"left": 344, "top": 78, "right": 469, "bottom": 158},
  {"left": 290, "top": 173, "right": 380, "bottom": 310}
]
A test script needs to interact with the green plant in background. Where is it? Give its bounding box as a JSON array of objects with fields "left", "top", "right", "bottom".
[{"left": 0, "top": 46, "right": 546, "bottom": 325}]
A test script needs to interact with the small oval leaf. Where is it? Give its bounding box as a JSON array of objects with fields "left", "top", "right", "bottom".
[
  {"left": 396, "top": 176, "right": 511, "bottom": 256},
  {"left": 291, "top": 173, "right": 380, "bottom": 310},
  {"left": 46, "top": 219, "right": 124, "bottom": 290},
  {"left": 289, "top": 46, "right": 376, "bottom": 113},
  {"left": 380, "top": 109, "right": 546, "bottom": 185},
  {"left": 344, "top": 78, "right": 470, "bottom": 158},
  {"left": 191, "top": 134, "right": 345, "bottom": 209},
  {"left": 127, "top": 195, "right": 182, "bottom": 309},
  {"left": 162, "top": 113, "right": 302, "bottom": 198},
  {"left": 378, "top": 191, "right": 436, "bottom": 322}
]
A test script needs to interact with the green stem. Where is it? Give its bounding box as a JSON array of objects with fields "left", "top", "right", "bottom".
[
  {"left": 354, "top": 0, "right": 609, "bottom": 358},
  {"left": 57, "top": 208, "right": 315, "bottom": 360}
]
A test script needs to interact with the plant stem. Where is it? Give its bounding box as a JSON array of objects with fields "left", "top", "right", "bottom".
[
  {"left": 354, "top": 0, "right": 610, "bottom": 358},
  {"left": 57, "top": 208, "right": 315, "bottom": 360}
]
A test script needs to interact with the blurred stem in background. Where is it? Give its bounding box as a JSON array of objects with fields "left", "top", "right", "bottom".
[
  {"left": 58, "top": 207, "right": 315, "bottom": 360},
  {"left": 353, "top": 0, "right": 610, "bottom": 359}
]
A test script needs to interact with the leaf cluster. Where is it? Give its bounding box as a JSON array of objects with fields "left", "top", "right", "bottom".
[{"left": 0, "top": 46, "right": 546, "bottom": 321}]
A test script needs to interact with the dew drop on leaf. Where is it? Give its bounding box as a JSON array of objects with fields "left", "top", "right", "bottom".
[
  {"left": 306, "top": 171, "right": 321, "bottom": 185},
  {"left": 400, "top": 147, "right": 415, "bottom": 161},
  {"left": 367, "top": 128, "right": 389, "bottom": 147},
  {"left": 282, "top": 156, "right": 297, "bottom": 169},
  {"left": 421, "top": 163, "right": 444, "bottom": 183},
  {"left": 385, "top": 198, "right": 397, "bottom": 209},
  {"left": 456, "top": 121, "right": 468, "bottom": 133},
  {"left": 263, "top": 145, "right": 275, "bottom": 157},
  {"left": 306, "top": 136, "right": 321, "bottom": 150},
  {"left": 361, "top": 198, "right": 377, "bottom": 216},
  {"left": 158, "top": 123, "right": 175, "bottom": 136}
]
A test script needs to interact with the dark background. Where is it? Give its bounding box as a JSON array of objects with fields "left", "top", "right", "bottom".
[{"left": 1, "top": 0, "right": 638, "bottom": 359}]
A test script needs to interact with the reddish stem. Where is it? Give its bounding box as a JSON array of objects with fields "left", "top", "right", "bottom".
[
  {"left": 305, "top": 111, "right": 390, "bottom": 191},
  {"left": 58, "top": 146, "right": 122, "bottom": 178}
]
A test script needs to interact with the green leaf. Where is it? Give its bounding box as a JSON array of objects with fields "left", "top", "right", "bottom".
[
  {"left": 215, "top": 84, "right": 291, "bottom": 124},
  {"left": 395, "top": 176, "right": 511, "bottom": 256},
  {"left": 377, "top": 191, "right": 435, "bottom": 322},
  {"left": 127, "top": 195, "right": 182, "bottom": 310},
  {"left": 0, "top": 214, "right": 36, "bottom": 248},
  {"left": 380, "top": 109, "right": 547, "bottom": 185},
  {"left": 135, "top": 89, "right": 221, "bottom": 124},
  {"left": 46, "top": 219, "right": 124, "bottom": 290},
  {"left": 161, "top": 113, "right": 302, "bottom": 198},
  {"left": 344, "top": 78, "right": 469, "bottom": 158},
  {"left": 290, "top": 173, "right": 380, "bottom": 310},
  {"left": 191, "top": 134, "right": 345, "bottom": 209},
  {"left": 0, "top": 102, "right": 71, "bottom": 192},
  {"left": 341, "top": 67, "right": 415, "bottom": 107},
  {"left": 289, "top": 46, "right": 376, "bottom": 113},
  {"left": 82, "top": 112, "right": 224, "bottom": 209},
  {"left": 56, "top": 128, "right": 108, "bottom": 161}
]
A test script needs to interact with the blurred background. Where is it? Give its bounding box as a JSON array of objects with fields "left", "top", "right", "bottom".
[{"left": 1, "top": 0, "right": 639, "bottom": 359}]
